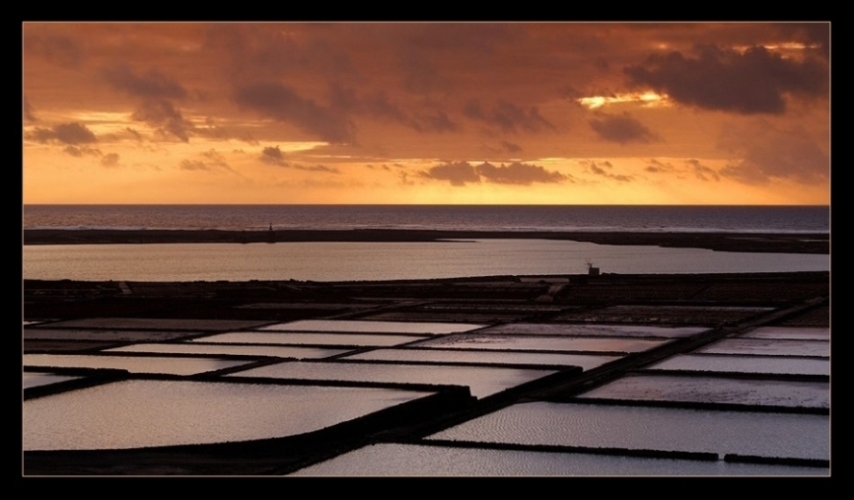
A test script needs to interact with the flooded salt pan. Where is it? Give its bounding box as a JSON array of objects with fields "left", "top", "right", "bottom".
[
  {"left": 415, "top": 334, "right": 668, "bottom": 353},
  {"left": 646, "top": 354, "right": 829, "bottom": 376},
  {"left": 428, "top": 402, "right": 828, "bottom": 461},
  {"left": 227, "top": 361, "right": 556, "bottom": 398},
  {"left": 24, "top": 372, "right": 80, "bottom": 390},
  {"left": 24, "top": 380, "right": 432, "bottom": 450},
  {"left": 23, "top": 354, "right": 249, "bottom": 376},
  {"left": 344, "top": 349, "right": 619, "bottom": 371},
  {"left": 106, "top": 342, "right": 348, "bottom": 360},
  {"left": 43, "top": 317, "right": 269, "bottom": 331},
  {"left": 194, "top": 331, "right": 427, "bottom": 347},
  {"left": 742, "top": 327, "right": 830, "bottom": 341},
  {"left": 291, "top": 443, "right": 828, "bottom": 476},
  {"left": 697, "top": 338, "right": 829, "bottom": 357},
  {"left": 479, "top": 323, "right": 706, "bottom": 338},
  {"left": 261, "top": 319, "right": 483, "bottom": 335},
  {"left": 577, "top": 374, "right": 828, "bottom": 409},
  {"left": 24, "top": 328, "right": 200, "bottom": 343}
]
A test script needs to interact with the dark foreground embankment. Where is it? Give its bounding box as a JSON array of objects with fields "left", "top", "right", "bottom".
[{"left": 23, "top": 229, "right": 829, "bottom": 254}]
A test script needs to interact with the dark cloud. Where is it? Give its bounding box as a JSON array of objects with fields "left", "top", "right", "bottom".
[
  {"left": 405, "top": 24, "right": 516, "bottom": 55},
  {"left": 63, "top": 145, "right": 101, "bottom": 157},
  {"left": 588, "top": 112, "right": 659, "bottom": 144},
  {"left": 328, "top": 84, "right": 361, "bottom": 113},
  {"left": 131, "top": 100, "right": 194, "bottom": 142},
  {"left": 234, "top": 82, "right": 353, "bottom": 143},
  {"left": 102, "top": 65, "right": 188, "bottom": 100},
  {"left": 625, "top": 44, "right": 828, "bottom": 114},
  {"left": 464, "top": 100, "right": 555, "bottom": 133},
  {"left": 259, "top": 146, "right": 339, "bottom": 173},
  {"left": 500, "top": 141, "right": 522, "bottom": 153},
  {"left": 204, "top": 25, "right": 360, "bottom": 82},
  {"left": 686, "top": 159, "right": 720, "bottom": 181},
  {"left": 23, "top": 98, "right": 38, "bottom": 122},
  {"left": 594, "top": 57, "right": 610, "bottom": 73},
  {"left": 420, "top": 161, "right": 480, "bottom": 186},
  {"left": 645, "top": 159, "right": 675, "bottom": 173},
  {"left": 774, "top": 22, "right": 829, "bottom": 60},
  {"left": 292, "top": 164, "right": 340, "bottom": 174},
  {"left": 586, "top": 161, "right": 633, "bottom": 182},
  {"left": 25, "top": 33, "right": 85, "bottom": 68},
  {"left": 179, "top": 159, "right": 210, "bottom": 171},
  {"left": 101, "top": 153, "right": 120, "bottom": 167},
  {"left": 558, "top": 85, "right": 584, "bottom": 101},
  {"left": 413, "top": 110, "right": 458, "bottom": 133},
  {"left": 420, "top": 160, "right": 568, "bottom": 186},
  {"left": 329, "top": 85, "right": 411, "bottom": 129},
  {"left": 400, "top": 50, "right": 450, "bottom": 95},
  {"left": 718, "top": 124, "right": 827, "bottom": 184},
  {"left": 180, "top": 151, "right": 233, "bottom": 172},
  {"left": 363, "top": 92, "right": 408, "bottom": 123},
  {"left": 260, "top": 146, "right": 287, "bottom": 166},
  {"left": 27, "top": 122, "right": 97, "bottom": 145},
  {"left": 398, "top": 171, "right": 414, "bottom": 185},
  {"left": 126, "top": 127, "right": 143, "bottom": 141},
  {"left": 328, "top": 84, "right": 457, "bottom": 134},
  {"left": 476, "top": 161, "right": 568, "bottom": 185}
]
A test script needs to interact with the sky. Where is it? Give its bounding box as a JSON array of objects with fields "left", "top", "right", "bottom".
[{"left": 22, "top": 22, "right": 830, "bottom": 205}]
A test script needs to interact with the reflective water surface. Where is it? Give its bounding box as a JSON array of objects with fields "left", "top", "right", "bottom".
[
  {"left": 24, "top": 380, "right": 433, "bottom": 450},
  {"left": 227, "top": 361, "right": 557, "bottom": 399},
  {"left": 646, "top": 354, "right": 829, "bottom": 376},
  {"left": 344, "top": 349, "right": 619, "bottom": 371},
  {"left": 194, "top": 332, "right": 427, "bottom": 347},
  {"left": 577, "top": 374, "right": 829, "bottom": 409},
  {"left": 415, "top": 334, "right": 669, "bottom": 353},
  {"left": 742, "top": 327, "right": 830, "bottom": 341},
  {"left": 479, "top": 323, "right": 707, "bottom": 338},
  {"left": 697, "top": 338, "right": 829, "bottom": 357},
  {"left": 291, "top": 443, "right": 828, "bottom": 476},
  {"left": 428, "top": 402, "right": 828, "bottom": 460},
  {"left": 262, "top": 319, "right": 483, "bottom": 335},
  {"left": 23, "top": 239, "right": 830, "bottom": 281},
  {"left": 24, "top": 372, "right": 80, "bottom": 390},
  {"left": 106, "top": 343, "right": 348, "bottom": 360},
  {"left": 23, "top": 354, "right": 248, "bottom": 376}
]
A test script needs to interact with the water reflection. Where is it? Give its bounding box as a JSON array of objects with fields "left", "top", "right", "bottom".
[{"left": 23, "top": 239, "right": 829, "bottom": 282}]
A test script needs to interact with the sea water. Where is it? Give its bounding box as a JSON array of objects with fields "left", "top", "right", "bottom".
[
  {"left": 23, "top": 205, "right": 829, "bottom": 281},
  {"left": 24, "top": 204, "right": 829, "bottom": 233}
]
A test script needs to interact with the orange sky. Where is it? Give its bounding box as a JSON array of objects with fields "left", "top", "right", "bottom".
[{"left": 22, "top": 22, "right": 830, "bottom": 205}]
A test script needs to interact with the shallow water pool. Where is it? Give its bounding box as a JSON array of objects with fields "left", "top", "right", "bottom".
[
  {"left": 106, "top": 342, "right": 348, "bottom": 360},
  {"left": 23, "top": 353, "right": 249, "bottom": 376},
  {"left": 414, "top": 334, "right": 669, "bottom": 353},
  {"left": 261, "top": 319, "right": 484, "bottom": 335},
  {"left": 24, "top": 379, "right": 433, "bottom": 451},
  {"left": 428, "top": 402, "right": 829, "bottom": 461},
  {"left": 343, "top": 349, "right": 618, "bottom": 371},
  {"left": 291, "top": 443, "right": 828, "bottom": 476},
  {"left": 645, "top": 354, "right": 829, "bottom": 376},
  {"left": 577, "top": 374, "right": 829, "bottom": 409},
  {"left": 227, "top": 361, "right": 557, "bottom": 399},
  {"left": 194, "top": 331, "right": 428, "bottom": 347}
]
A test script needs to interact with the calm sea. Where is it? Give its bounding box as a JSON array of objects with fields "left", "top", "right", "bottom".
[
  {"left": 23, "top": 205, "right": 830, "bottom": 281},
  {"left": 23, "top": 205, "right": 830, "bottom": 233}
]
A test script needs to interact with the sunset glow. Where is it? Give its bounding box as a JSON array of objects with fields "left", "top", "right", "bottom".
[
  {"left": 23, "top": 22, "right": 830, "bottom": 205},
  {"left": 577, "top": 92, "right": 670, "bottom": 110}
]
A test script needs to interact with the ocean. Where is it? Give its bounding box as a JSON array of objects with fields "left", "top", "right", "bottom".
[
  {"left": 23, "top": 205, "right": 830, "bottom": 281},
  {"left": 23, "top": 205, "right": 830, "bottom": 233}
]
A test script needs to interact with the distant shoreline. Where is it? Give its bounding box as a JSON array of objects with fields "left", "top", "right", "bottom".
[{"left": 23, "top": 229, "right": 829, "bottom": 254}]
